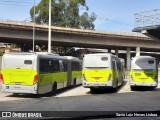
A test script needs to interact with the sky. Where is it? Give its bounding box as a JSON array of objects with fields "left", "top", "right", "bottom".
[{"left": 0, "top": 0, "right": 159, "bottom": 32}]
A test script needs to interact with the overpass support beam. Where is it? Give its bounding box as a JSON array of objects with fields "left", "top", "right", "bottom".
[
  {"left": 115, "top": 49, "right": 118, "bottom": 56},
  {"left": 126, "top": 48, "right": 131, "bottom": 71},
  {"left": 136, "top": 47, "right": 140, "bottom": 57}
]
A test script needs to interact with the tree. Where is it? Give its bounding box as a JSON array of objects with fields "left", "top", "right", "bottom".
[
  {"left": 30, "top": 0, "right": 96, "bottom": 55},
  {"left": 30, "top": 0, "right": 96, "bottom": 30}
]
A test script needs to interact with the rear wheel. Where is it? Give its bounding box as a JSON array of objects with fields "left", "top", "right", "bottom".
[
  {"left": 113, "top": 80, "right": 118, "bottom": 92},
  {"left": 13, "top": 93, "right": 19, "bottom": 96},
  {"left": 52, "top": 82, "right": 57, "bottom": 95},
  {"left": 90, "top": 88, "right": 98, "bottom": 93},
  {"left": 130, "top": 86, "right": 136, "bottom": 91},
  {"left": 151, "top": 86, "right": 157, "bottom": 90},
  {"left": 73, "top": 79, "right": 76, "bottom": 87}
]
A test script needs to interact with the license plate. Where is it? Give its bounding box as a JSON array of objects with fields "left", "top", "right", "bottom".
[
  {"left": 93, "top": 83, "right": 101, "bottom": 86},
  {"left": 141, "top": 78, "right": 146, "bottom": 80},
  {"left": 14, "top": 86, "right": 21, "bottom": 90}
]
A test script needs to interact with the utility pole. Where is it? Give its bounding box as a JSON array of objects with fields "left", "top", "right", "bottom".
[
  {"left": 33, "top": 0, "right": 35, "bottom": 52},
  {"left": 48, "top": 0, "right": 51, "bottom": 53}
]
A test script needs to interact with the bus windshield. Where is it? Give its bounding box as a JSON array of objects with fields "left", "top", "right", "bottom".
[
  {"left": 83, "top": 56, "right": 109, "bottom": 69},
  {"left": 3, "top": 55, "right": 35, "bottom": 69},
  {"left": 132, "top": 58, "right": 156, "bottom": 71}
]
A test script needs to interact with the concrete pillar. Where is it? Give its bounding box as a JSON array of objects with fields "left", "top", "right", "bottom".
[
  {"left": 135, "top": 47, "right": 140, "bottom": 57},
  {"left": 108, "top": 49, "right": 111, "bottom": 53},
  {"left": 126, "top": 48, "right": 131, "bottom": 71},
  {"left": 115, "top": 49, "right": 118, "bottom": 56}
]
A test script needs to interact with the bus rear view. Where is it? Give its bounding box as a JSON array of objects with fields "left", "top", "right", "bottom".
[
  {"left": 130, "top": 56, "right": 158, "bottom": 90},
  {"left": 82, "top": 53, "right": 124, "bottom": 92},
  {"left": 0, "top": 53, "right": 38, "bottom": 94}
]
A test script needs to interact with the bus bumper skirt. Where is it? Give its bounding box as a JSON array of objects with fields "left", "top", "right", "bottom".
[
  {"left": 130, "top": 81, "right": 158, "bottom": 87},
  {"left": 83, "top": 80, "right": 112, "bottom": 88},
  {"left": 1, "top": 83, "right": 38, "bottom": 94}
]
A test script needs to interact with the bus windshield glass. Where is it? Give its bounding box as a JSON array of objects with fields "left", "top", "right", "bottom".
[
  {"left": 132, "top": 58, "right": 156, "bottom": 71},
  {"left": 83, "top": 56, "right": 109, "bottom": 69},
  {"left": 3, "top": 55, "right": 35, "bottom": 69}
]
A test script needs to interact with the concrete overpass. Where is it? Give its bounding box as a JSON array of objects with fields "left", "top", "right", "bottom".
[
  {"left": 0, "top": 20, "right": 159, "bottom": 51},
  {"left": 0, "top": 20, "right": 160, "bottom": 70}
]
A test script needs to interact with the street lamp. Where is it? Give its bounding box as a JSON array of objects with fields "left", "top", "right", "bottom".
[
  {"left": 33, "top": 0, "right": 36, "bottom": 52},
  {"left": 48, "top": 0, "right": 51, "bottom": 53}
]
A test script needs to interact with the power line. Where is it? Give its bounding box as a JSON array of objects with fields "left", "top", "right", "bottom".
[
  {"left": 0, "top": 0, "right": 39, "bottom": 5},
  {"left": 0, "top": 0, "right": 38, "bottom": 4},
  {"left": 96, "top": 15, "right": 133, "bottom": 27}
]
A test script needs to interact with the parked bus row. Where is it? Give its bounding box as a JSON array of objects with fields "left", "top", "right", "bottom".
[
  {"left": 82, "top": 53, "right": 125, "bottom": 92},
  {"left": 0, "top": 52, "right": 158, "bottom": 95},
  {"left": 0, "top": 52, "right": 82, "bottom": 95},
  {"left": 82, "top": 53, "right": 158, "bottom": 92}
]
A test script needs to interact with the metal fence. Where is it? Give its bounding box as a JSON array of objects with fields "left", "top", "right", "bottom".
[{"left": 134, "top": 9, "right": 160, "bottom": 28}]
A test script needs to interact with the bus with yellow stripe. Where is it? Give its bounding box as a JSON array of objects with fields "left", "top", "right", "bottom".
[
  {"left": 0, "top": 52, "right": 82, "bottom": 94},
  {"left": 82, "top": 53, "right": 124, "bottom": 92},
  {"left": 130, "top": 56, "right": 158, "bottom": 90}
]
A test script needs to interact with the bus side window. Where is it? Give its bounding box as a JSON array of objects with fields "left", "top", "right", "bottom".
[
  {"left": 53, "top": 60, "right": 60, "bottom": 72},
  {"left": 40, "top": 59, "right": 47, "bottom": 73},
  {"left": 72, "top": 62, "right": 75, "bottom": 71},
  {"left": 63, "top": 62, "right": 67, "bottom": 72},
  {"left": 112, "top": 61, "right": 116, "bottom": 70},
  {"left": 59, "top": 60, "right": 63, "bottom": 72}
]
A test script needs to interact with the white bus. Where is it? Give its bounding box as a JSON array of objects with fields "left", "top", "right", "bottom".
[
  {"left": 0, "top": 52, "right": 82, "bottom": 94},
  {"left": 130, "top": 56, "right": 158, "bottom": 90},
  {"left": 82, "top": 53, "right": 124, "bottom": 92}
]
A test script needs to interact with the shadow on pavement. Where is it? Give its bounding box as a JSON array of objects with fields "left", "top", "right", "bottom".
[{"left": 130, "top": 86, "right": 158, "bottom": 91}]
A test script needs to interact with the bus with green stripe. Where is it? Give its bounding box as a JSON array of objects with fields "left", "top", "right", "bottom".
[
  {"left": 0, "top": 52, "right": 82, "bottom": 94},
  {"left": 130, "top": 56, "right": 158, "bottom": 90},
  {"left": 82, "top": 53, "right": 124, "bottom": 92}
]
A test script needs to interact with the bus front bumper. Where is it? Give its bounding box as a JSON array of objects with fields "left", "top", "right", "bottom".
[
  {"left": 1, "top": 83, "right": 38, "bottom": 94},
  {"left": 83, "top": 80, "right": 112, "bottom": 88},
  {"left": 130, "top": 81, "right": 158, "bottom": 87}
]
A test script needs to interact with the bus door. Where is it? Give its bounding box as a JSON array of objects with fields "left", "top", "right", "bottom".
[
  {"left": 67, "top": 60, "right": 72, "bottom": 87},
  {"left": 113, "top": 60, "right": 118, "bottom": 84},
  {"left": 155, "top": 58, "right": 158, "bottom": 83},
  {"left": 59, "top": 60, "right": 64, "bottom": 85}
]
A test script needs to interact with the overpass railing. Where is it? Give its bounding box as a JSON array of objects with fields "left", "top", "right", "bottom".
[{"left": 134, "top": 9, "right": 160, "bottom": 28}]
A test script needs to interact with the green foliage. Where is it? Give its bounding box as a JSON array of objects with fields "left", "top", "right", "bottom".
[
  {"left": 30, "top": 0, "right": 96, "bottom": 30},
  {"left": 0, "top": 51, "right": 4, "bottom": 56}
]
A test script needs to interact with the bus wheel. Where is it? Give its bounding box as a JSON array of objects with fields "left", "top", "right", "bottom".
[
  {"left": 130, "top": 86, "right": 136, "bottom": 91},
  {"left": 90, "top": 88, "right": 97, "bottom": 93},
  {"left": 52, "top": 82, "right": 57, "bottom": 95},
  {"left": 151, "top": 86, "right": 156, "bottom": 90},
  {"left": 113, "top": 80, "right": 118, "bottom": 92},
  {"left": 73, "top": 79, "right": 76, "bottom": 87},
  {"left": 13, "top": 93, "right": 19, "bottom": 96}
]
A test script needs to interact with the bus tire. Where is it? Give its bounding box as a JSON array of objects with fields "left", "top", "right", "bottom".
[
  {"left": 73, "top": 79, "right": 76, "bottom": 87},
  {"left": 52, "top": 82, "right": 57, "bottom": 95},
  {"left": 13, "top": 93, "right": 19, "bottom": 96},
  {"left": 113, "top": 79, "right": 118, "bottom": 92},
  {"left": 130, "top": 86, "right": 135, "bottom": 91},
  {"left": 90, "top": 88, "right": 97, "bottom": 93}
]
